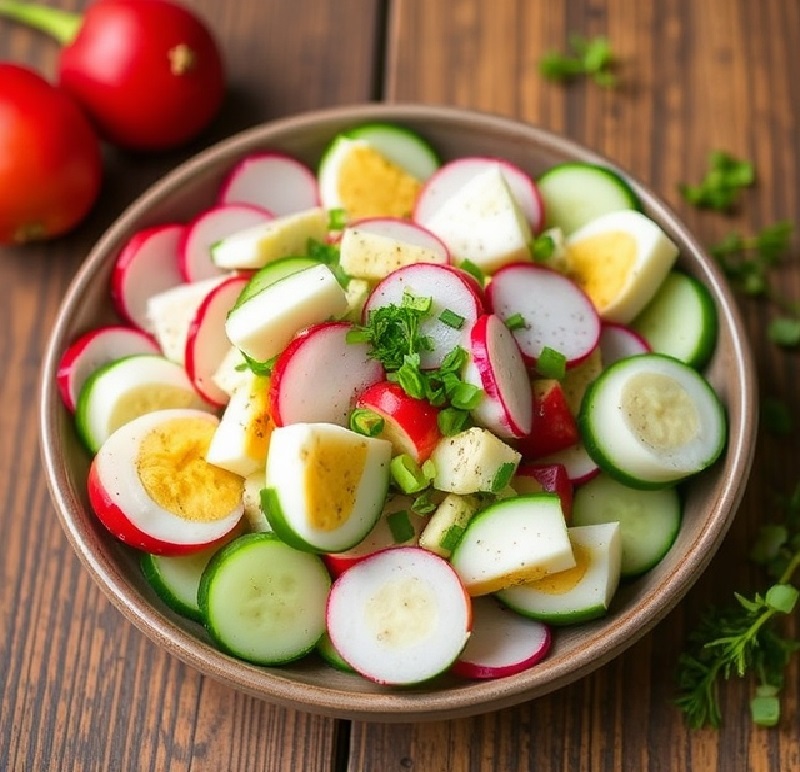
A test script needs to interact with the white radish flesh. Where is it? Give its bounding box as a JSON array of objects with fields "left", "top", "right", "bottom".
[
  {"left": 326, "top": 546, "right": 472, "bottom": 685},
  {"left": 56, "top": 325, "right": 160, "bottom": 412},
  {"left": 463, "top": 314, "right": 533, "bottom": 438},
  {"left": 185, "top": 276, "right": 249, "bottom": 407},
  {"left": 180, "top": 204, "right": 274, "bottom": 282},
  {"left": 451, "top": 596, "right": 551, "bottom": 679},
  {"left": 487, "top": 263, "right": 601, "bottom": 368},
  {"left": 270, "top": 321, "right": 384, "bottom": 426},
  {"left": 363, "top": 263, "right": 484, "bottom": 369},
  {"left": 414, "top": 156, "right": 544, "bottom": 232},
  {"left": 217, "top": 151, "right": 320, "bottom": 216},
  {"left": 598, "top": 322, "right": 651, "bottom": 367},
  {"left": 536, "top": 441, "right": 601, "bottom": 485},
  {"left": 111, "top": 224, "right": 185, "bottom": 332}
]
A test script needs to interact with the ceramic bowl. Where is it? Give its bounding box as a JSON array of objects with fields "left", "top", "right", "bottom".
[{"left": 40, "top": 103, "right": 757, "bottom": 721}]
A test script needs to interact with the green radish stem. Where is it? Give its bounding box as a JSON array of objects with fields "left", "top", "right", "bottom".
[{"left": 0, "top": 1, "right": 82, "bottom": 45}]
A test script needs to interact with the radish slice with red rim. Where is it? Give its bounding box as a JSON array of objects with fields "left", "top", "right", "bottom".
[
  {"left": 414, "top": 156, "right": 545, "bottom": 232},
  {"left": 451, "top": 596, "right": 551, "bottom": 680},
  {"left": 111, "top": 224, "right": 185, "bottom": 332},
  {"left": 56, "top": 325, "right": 160, "bottom": 412},
  {"left": 537, "top": 441, "right": 601, "bottom": 486},
  {"left": 217, "top": 152, "right": 320, "bottom": 216},
  {"left": 185, "top": 276, "right": 249, "bottom": 407},
  {"left": 326, "top": 546, "right": 472, "bottom": 685},
  {"left": 463, "top": 314, "right": 533, "bottom": 438},
  {"left": 487, "top": 263, "right": 601, "bottom": 368},
  {"left": 179, "top": 204, "right": 274, "bottom": 283},
  {"left": 363, "top": 263, "right": 485, "bottom": 369},
  {"left": 270, "top": 321, "right": 385, "bottom": 426},
  {"left": 598, "top": 321, "right": 652, "bottom": 366}
]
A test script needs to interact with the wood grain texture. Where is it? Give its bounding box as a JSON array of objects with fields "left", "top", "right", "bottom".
[
  {"left": 0, "top": 1, "right": 379, "bottom": 770},
  {"left": 344, "top": 1, "right": 800, "bottom": 770}
]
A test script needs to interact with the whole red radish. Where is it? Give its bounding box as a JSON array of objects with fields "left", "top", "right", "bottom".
[
  {"left": 0, "top": 64, "right": 102, "bottom": 245},
  {"left": 0, "top": 0, "right": 225, "bottom": 151}
]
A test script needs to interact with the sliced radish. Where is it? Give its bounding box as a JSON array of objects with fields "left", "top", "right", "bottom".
[
  {"left": 56, "top": 325, "right": 160, "bottom": 412},
  {"left": 111, "top": 224, "right": 185, "bottom": 332},
  {"left": 598, "top": 321, "right": 652, "bottom": 366},
  {"left": 354, "top": 380, "right": 441, "bottom": 463},
  {"left": 217, "top": 152, "right": 320, "bottom": 216},
  {"left": 185, "top": 276, "right": 249, "bottom": 407},
  {"left": 179, "top": 204, "right": 274, "bottom": 283},
  {"left": 513, "top": 462, "right": 574, "bottom": 521},
  {"left": 487, "top": 263, "right": 601, "bottom": 368},
  {"left": 463, "top": 314, "right": 533, "bottom": 438},
  {"left": 363, "top": 263, "right": 484, "bottom": 369},
  {"left": 537, "top": 441, "right": 601, "bottom": 486},
  {"left": 451, "top": 596, "right": 551, "bottom": 680},
  {"left": 516, "top": 380, "right": 579, "bottom": 460},
  {"left": 326, "top": 546, "right": 472, "bottom": 685},
  {"left": 338, "top": 217, "right": 449, "bottom": 280},
  {"left": 414, "top": 156, "right": 545, "bottom": 232},
  {"left": 87, "top": 409, "right": 244, "bottom": 556},
  {"left": 270, "top": 321, "right": 385, "bottom": 427}
]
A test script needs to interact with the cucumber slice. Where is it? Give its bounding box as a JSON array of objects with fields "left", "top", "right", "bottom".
[
  {"left": 316, "top": 631, "right": 355, "bottom": 673},
  {"left": 578, "top": 353, "right": 727, "bottom": 489},
  {"left": 632, "top": 271, "right": 718, "bottom": 369},
  {"left": 198, "top": 532, "right": 331, "bottom": 664},
  {"left": 342, "top": 122, "right": 440, "bottom": 181},
  {"left": 571, "top": 473, "right": 682, "bottom": 577},
  {"left": 231, "top": 255, "right": 318, "bottom": 310},
  {"left": 537, "top": 162, "right": 641, "bottom": 235},
  {"left": 140, "top": 544, "right": 223, "bottom": 622},
  {"left": 75, "top": 353, "right": 210, "bottom": 453}
]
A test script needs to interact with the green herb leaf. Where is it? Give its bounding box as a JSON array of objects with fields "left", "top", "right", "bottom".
[
  {"left": 535, "top": 346, "right": 567, "bottom": 380},
  {"left": 438, "top": 407, "right": 470, "bottom": 436},
  {"left": 459, "top": 259, "right": 485, "bottom": 286},
  {"left": 240, "top": 352, "right": 277, "bottom": 376},
  {"left": 539, "top": 34, "right": 617, "bottom": 87},
  {"left": 306, "top": 237, "right": 350, "bottom": 287},
  {"left": 411, "top": 489, "right": 438, "bottom": 515},
  {"left": 504, "top": 312, "right": 527, "bottom": 331},
  {"left": 768, "top": 317, "right": 800, "bottom": 347},
  {"left": 679, "top": 151, "right": 754, "bottom": 212},
  {"left": 750, "top": 693, "right": 781, "bottom": 727},
  {"left": 327, "top": 208, "right": 347, "bottom": 230},
  {"left": 765, "top": 584, "right": 799, "bottom": 614},
  {"left": 530, "top": 232, "right": 557, "bottom": 262},
  {"left": 387, "top": 510, "right": 415, "bottom": 544},
  {"left": 448, "top": 382, "right": 483, "bottom": 411},
  {"left": 439, "top": 308, "right": 466, "bottom": 329},
  {"left": 349, "top": 408, "right": 385, "bottom": 438}
]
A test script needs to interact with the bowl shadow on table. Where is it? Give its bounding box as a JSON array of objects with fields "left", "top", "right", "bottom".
[{"left": 40, "top": 104, "right": 757, "bottom": 723}]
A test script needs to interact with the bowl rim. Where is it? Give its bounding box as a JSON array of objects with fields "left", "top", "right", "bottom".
[{"left": 39, "top": 102, "right": 758, "bottom": 721}]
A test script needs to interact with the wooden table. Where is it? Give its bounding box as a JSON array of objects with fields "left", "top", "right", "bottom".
[{"left": 2, "top": 0, "right": 799, "bottom": 769}]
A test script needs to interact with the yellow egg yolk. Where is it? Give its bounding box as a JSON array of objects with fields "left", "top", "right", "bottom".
[
  {"left": 137, "top": 417, "right": 243, "bottom": 522},
  {"left": 244, "top": 376, "right": 274, "bottom": 462},
  {"left": 523, "top": 543, "right": 591, "bottom": 595},
  {"left": 566, "top": 231, "right": 638, "bottom": 313},
  {"left": 303, "top": 434, "right": 368, "bottom": 531},
  {"left": 337, "top": 145, "right": 421, "bottom": 219},
  {"left": 109, "top": 384, "right": 199, "bottom": 435}
]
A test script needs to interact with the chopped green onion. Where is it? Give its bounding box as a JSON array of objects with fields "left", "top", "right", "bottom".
[
  {"left": 448, "top": 382, "right": 483, "bottom": 411},
  {"left": 345, "top": 327, "right": 372, "bottom": 344},
  {"left": 328, "top": 208, "right": 347, "bottom": 230},
  {"left": 530, "top": 233, "right": 556, "bottom": 262},
  {"left": 401, "top": 289, "right": 432, "bottom": 313},
  {"left": 438, "top": 308, "right": 466, "bottom": 329},
  {"left": 439, "top": 345, "right": 469, "bottom": 373},
  {"left": 421, "top": 459, "right": 437, "bottom": 481},
  {"left": 387, "top": 510, "right": 415, "bottom": 543},
  {"left": 438, "top": 407, "right": 470, "bottom": 436},
  {"left": 392, "top": 362, "right": 426, "bottom": 399},
  {"left": 491, "top": 462, "right": 517, "bottom": 493},
  {"left": 411, "top": 489, "right": 438, "bottom": 515},
  {"left": 536, "top": 346, "right": 567, "bottom": 380},
  {"left": 439, "top": 524, "right": 465, "bottom": 552},
  {"left": 459, "top": 259, "right": 485, "bottom": 286},
  {"left": 390, "top": 454, "right": 429, "bottom": 493},
  {"left": 750, "top": 693, "right": 781, "bottom": 727},
  {"left": 504, "top": 312, "right": 527, "bottom": 331},
  {"left": 765, "top": 583, "right": 799, "bottom": 614},
  {"left": 349, "top": 408, "right": 385, "bottom": 437}
]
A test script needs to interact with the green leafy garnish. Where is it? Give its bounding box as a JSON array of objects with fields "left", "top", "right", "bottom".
[
  {"left": 411, "top": 489, "right": 438, "bottom": 515},
  {"left": 438, "top": 407, "right": 470, "bottom": 437},
  {"left": 539, "top": 34, "right": 617, "bottom": 87},
  {"left": 530, "top": 232, "right": 557, "bottom": 263},
  {"left": 439, "top": 308, "right": 466, "bottom": 329},
  {"left": 459, "top": 259, "right": 485, "bottom": 286},
  {"left": 237, "top": 352, "right": 277, "bottom": 376},
  {"left": 504, "top": 312, "right": 527, "bottom": 332},
  {"left": 768, "top": 317, "right": 800, "bottom": 347},
  {"left": 401, "top": 289, "right": 433, "bottom": 313},
  {"left": 327, "top": 208, "right": 347, "bottom": 230},
  {"left": 349, "top": 408, "right": 385, "bottom": 438},
  {"left": 439, "top": 524, "right": 466, "bottom": 553},
  {"left": 306, "top": 237, "right": 350, "bottom": 287},
  {"left": 387, "top": 510, "right": 415, "bottom": 544},
  {"left": 679, "top": 151, "right": 755, "bottom": 211},
  {"left": 535, "top": 346, "right": 567, "bottom": 380},
  {"left": 390, "top": 454, "right": 429, "bottom": 494},
  {"left": 347, "top": 304, "right": 433, "bottom": 370},
  {"left": 676, "top": 484, "right": 800, "bottom": 729}
]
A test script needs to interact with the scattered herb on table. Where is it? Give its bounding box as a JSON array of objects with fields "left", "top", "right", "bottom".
[
  {"left": 679, "top": 151, "right": 755, "bottom": 211},
  {"left": 538, "top": 34, "right": 617, "bottom": 87}
]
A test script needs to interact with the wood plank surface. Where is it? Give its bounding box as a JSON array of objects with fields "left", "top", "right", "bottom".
[
  {"left": 345, "top": 1, "right": 800, "bottom": 770},
  {"left": 0, "top": 1, "right": 379, "bottom": 770}
]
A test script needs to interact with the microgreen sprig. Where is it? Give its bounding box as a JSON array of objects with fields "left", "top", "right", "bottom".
[
  {"left": 539, "top": 34, "right": 617, "bottom": 87},
  {"left": 679, "top": 151, "right": 755, "bottom": 212}
]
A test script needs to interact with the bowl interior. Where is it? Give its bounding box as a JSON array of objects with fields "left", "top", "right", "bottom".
[{"left": 40, "top": 104, "right": 757, "bottom": 721}]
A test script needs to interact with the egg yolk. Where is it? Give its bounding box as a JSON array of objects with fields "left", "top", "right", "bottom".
[
  {"left": 109, "top": 384, "right": 199, "bottom": 436},
  {"left": 303, "top": 434, "right": 368, "bottom": 530},
  {"left": 523, "top": 543, "right": 591, "bottom": 595},
  {"left": 337, "top": 145, "right": 421, "bottom": 219},
  {"left": 566, "top": 231, "right": 637, "bottom": 312},
  {"left": 137, "top": 417, "right": 243, "bottom": 522},
  {"left": 244, "top": 376, "right": 274, "bottom": 462}
]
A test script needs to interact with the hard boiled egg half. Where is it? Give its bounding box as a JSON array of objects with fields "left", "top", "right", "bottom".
[
  {"left": 262, "top": 423, "right": 392, "bottom": 553},
  {"left": 564, "top": 210, "right": 679, "bottom": 323},
  {"left": 87, "top": 409, "right": 244, "bottom": 556}
]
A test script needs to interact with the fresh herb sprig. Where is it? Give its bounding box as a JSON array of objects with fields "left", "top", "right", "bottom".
[
  {"left": 679, "top": 151, "right": 755, "bottom": 212},
  {"left": 676, "top": 485, "right": 800, "bottom": 729},
  {"left": 539, "top": 34, "right": 617, "bottom": 87}
]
